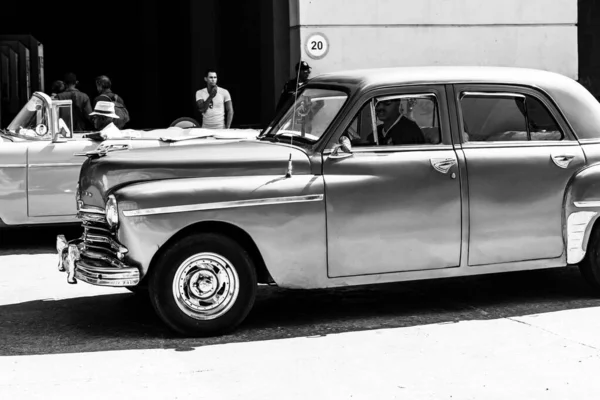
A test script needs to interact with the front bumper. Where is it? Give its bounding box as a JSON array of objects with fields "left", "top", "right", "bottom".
[{"left": 56, "top": 235, "right": 140, "bottom": 287}]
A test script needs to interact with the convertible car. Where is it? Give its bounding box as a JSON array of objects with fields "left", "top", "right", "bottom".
[
  {"left": 0, "top": 92, "right": 259, "bottom": 227},
  {"left": 58, "top": 66, "right": 600, "bottom": 336}
]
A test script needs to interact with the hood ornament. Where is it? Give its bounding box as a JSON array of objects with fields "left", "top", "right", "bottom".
[{"left": 74, "top": 143, "right": 130, "bottom": 158}]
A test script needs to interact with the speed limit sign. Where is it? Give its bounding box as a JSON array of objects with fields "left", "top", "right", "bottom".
[{"left": 305, "top": 33, "right": 329, "bottom": 60}]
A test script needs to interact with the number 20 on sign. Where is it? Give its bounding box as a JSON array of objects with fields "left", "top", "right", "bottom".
[{"left": 305, "top": 33, "right": 329, "bottom": 60}]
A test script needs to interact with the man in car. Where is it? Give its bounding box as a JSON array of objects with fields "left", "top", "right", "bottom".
[
  {"left": 367, "top": 99, "right": 425, "bottom": 145},
  {"left": 88, "top": 101, "right": 121, "bottom": 139}
]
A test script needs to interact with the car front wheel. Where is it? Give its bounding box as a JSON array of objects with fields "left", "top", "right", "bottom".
[{"left": 149, "top": 233, "right": 257, "bottom": 336}]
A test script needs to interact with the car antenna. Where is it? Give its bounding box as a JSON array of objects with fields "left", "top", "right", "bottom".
[
  {"left": 285, "top": 153, "right": 293, "bottom": 178},
  {"left": 291, "top": 59, "right": 303, "bottom": 148},
  {"left": 286, "top": 59, "right": 304, "bottom": 174}
]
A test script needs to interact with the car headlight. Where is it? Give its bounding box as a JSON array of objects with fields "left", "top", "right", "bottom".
[{"left": 106, "top": 195, "right": 119, "bottom": 228}]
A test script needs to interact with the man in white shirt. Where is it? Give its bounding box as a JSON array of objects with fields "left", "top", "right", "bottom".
[
  {"left": 195, "top": 69, "right": 234, "bottom": 129},
  {"left": 89, "top": 101, "right": 122, "bottom": 139}
]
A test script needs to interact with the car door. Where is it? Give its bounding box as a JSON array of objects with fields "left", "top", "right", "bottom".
[
  {"left": 323, "top": 85, "right": 463, "bottom": 278},
  {"left": 453, "top": 84, "right": 585, "bottom": 266},
  {"left": 26, "top": 138, "right": 99, "bottom": 217}
]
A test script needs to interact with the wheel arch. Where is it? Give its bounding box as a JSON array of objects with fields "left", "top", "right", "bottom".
[
  {"left": 565, "top": 162, "right": 600, "bottom": 264},
  {"left": 148, "top": 220, "right": 275, "bottom": 285}
]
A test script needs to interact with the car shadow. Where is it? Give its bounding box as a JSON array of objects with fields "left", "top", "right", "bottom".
[
  {"left": 0, "top": 225, "right": 82, "bottom": 255},
  {"left": 1, "top": 266, "right": 599, "bottom": 356}
]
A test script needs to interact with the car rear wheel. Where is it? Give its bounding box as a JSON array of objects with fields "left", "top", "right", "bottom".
[
  {"left": 149, "top": 233, "right": 257, "bottom": 336},
  {"left": 579, "top": 225, "right": 600, "bottom": 294}
]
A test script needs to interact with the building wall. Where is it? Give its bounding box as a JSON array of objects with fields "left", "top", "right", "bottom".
[
  {"left": 290, "top": 0, "right": 578, "bottom": 79},
  {"left": 579, "top": 0, "right": 600, "bottom": 99}
]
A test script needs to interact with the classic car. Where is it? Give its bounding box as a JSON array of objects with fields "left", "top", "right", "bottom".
[
  {"left": 57, "top": 66, "right": 600, "bottom": 337},
  {"left": 0, "top": 92, "right": 259, "bottom": 227}
]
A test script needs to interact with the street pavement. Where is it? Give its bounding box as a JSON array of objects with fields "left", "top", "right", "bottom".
[{"left": 2, "top": 226, "right": 600, "bottom": 399}]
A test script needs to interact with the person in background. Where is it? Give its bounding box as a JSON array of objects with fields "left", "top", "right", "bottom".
[
  {"left": 275, "top": 61, "right": 312, "bottom": 114},
  {"left": 50, "top": 80, "right": 65, "bottom": 99},
  {"left": 56, "top": 72, "right": 93, "bottom": 131},
  {"left": 93, "top": 75, "right": 120, "bottom": 107},
  {"left": 195, "top": 69, "right": 233, "bottom": 129},
  {"left": 89, "top": 101, "right": 121, "bottom": 139},
  {"left": 92, "top": 75, "right": 130, "bottom": 129}
]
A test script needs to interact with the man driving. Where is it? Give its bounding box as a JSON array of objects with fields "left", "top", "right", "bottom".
[{"left": 367, "top": 98, "right": 425, "bottom": 145}]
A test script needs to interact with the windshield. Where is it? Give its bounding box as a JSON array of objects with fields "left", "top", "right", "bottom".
[
  {"left": 263, "top": 88, "right": 348, "bottom": 143},
  {"left": 6, "top": 95, "right": 51, "bottom": 140}
]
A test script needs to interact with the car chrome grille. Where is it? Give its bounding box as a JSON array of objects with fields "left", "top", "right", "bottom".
[{"left": 77, "top": 208, "right": 128, "bottom": 268}]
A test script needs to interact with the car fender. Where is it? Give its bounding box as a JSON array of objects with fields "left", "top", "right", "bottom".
[
  {"left": 0, "top": 144, "right": 28, "bottom": 226},
  {"left": 564, "top": 162, "right": 600, "bottom": 264},
  {"left": 114, "top": 173, "right": 327, "bottom": 287}
]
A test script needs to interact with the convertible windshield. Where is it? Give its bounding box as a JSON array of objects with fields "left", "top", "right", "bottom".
[
  {"left": 6, "top": 95, "right": 51, "bottom": 140},
  {"left": 264, "top": 88, "right": 347, "bottom": 142}
]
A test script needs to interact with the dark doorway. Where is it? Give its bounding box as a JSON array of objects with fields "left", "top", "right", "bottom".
[
  {"left": 579, "top": 0, "right": 600, "bottom": 100},
  {"left": 0, "top": 0, "right": 273, "bottom": 130}
]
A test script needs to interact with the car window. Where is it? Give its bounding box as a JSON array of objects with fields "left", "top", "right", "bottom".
[
  {"left": 460, "top": 92, "right": 564, "bottom": 142},
  {"left": 345, "top": 93, "right": 441, "bottom": 147},
  {"left": 265, "top": 88, "right": 347, "bottom": 143}
]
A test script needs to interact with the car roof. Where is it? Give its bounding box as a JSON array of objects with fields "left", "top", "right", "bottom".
[
  {"left": 309, "top": 66, "right": 575, "bottom": 91},
  {"left": 308, "top": 66, "right": 600, "bottom": 141}
]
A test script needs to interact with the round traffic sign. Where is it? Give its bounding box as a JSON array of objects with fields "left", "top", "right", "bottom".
[{"left": 305, "top": 33, "right": 329, "bottom": 60}]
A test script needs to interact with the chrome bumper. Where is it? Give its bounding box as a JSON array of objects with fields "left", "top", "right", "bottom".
[{"left": 56, "top": 235, "right": 140, "bottom": 287}]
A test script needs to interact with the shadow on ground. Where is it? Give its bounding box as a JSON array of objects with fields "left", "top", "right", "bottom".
[
  {"left": 0, "top": 225, "right": 82, "bottom": 255},
  {"left": 1, "top": 266, "right": 599, "bottom": 356}
]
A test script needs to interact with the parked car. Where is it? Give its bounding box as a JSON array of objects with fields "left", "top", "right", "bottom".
[
  {"left": 0, "top": 92, "right": 259, "bottom": 227},
  {"left": 57, "top": 66, "right": 600, "bottom": 336}
]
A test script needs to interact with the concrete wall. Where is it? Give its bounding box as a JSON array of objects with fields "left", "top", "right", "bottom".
[{"left": 290, "top": 0, "right": 578, "bottom": 79}]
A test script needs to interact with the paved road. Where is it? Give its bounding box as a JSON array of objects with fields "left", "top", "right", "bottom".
[{"left": 3, "top": 226, "right": 600, "bottom": 399}]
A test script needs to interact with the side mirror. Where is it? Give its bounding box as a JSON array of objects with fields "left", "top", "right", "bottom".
[{"left": 330, "top": 136, "right": 353, "bottom": 159}]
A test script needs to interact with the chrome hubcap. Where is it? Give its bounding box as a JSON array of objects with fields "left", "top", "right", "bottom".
[{"left": 172, "top": 253, "right": 239, "bottom": 320}]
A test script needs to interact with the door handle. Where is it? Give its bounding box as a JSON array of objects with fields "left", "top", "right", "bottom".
[
  {"left": 551, "top": 154, "right": 575, "bottom": 169},
  {"left": 430, "top": 158, "right": 457, "bottom": 174}
]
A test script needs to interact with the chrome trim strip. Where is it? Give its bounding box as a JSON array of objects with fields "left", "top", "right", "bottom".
[
  {"left": 462, "top": 141, "right": 578, "bottom": 149},
  {"left": 29, "top": 163, "right": 82, "bottom": 167},
  {"left": 0, "top": 164, "right": 26, "bottom": 168},
  {"left": 323, "top": 145, "right": 455, "bottom": 154},
  {"left": 574, "top": 201, "right": 600, "bottom": 208},
  {"left": 79, "top": 207, "right": 106, "bottom": 215},
  {"left": 123, "top": 194, "right": 324, "bottom": 217},
  {"left": 461, "top": 91, "right": 526, "bottom": 99}
]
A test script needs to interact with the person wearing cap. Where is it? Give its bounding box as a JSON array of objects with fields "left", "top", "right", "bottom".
[
  {"left": 89, "top": 101, "right": 122, "bottom": 139},
  {"left": 56, "top": 72, "right": 93, "bottom": 132},
  {"left": 275, "top": 61, "right": 312, "bottom": 114}
]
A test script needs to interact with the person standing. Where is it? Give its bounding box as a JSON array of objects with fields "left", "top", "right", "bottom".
[
  {"left": 50, "top": 80, "right": 65, "bottom": 99},
  {"left": 275, "top": 61, "right": 312, "bottom": 114},
  {"left": 56, "top": 72, "right": 93, "bottom": 132},
  {"left": 195, "top": 69, "right": 233, "bottom": 129},
  {"left": 93, "top": 75, "right": 130, "bottom": 128}
]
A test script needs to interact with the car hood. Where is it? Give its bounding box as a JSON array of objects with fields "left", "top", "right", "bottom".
[{"left": 79, "top": 140, "right": 312, "bottom": 208}]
